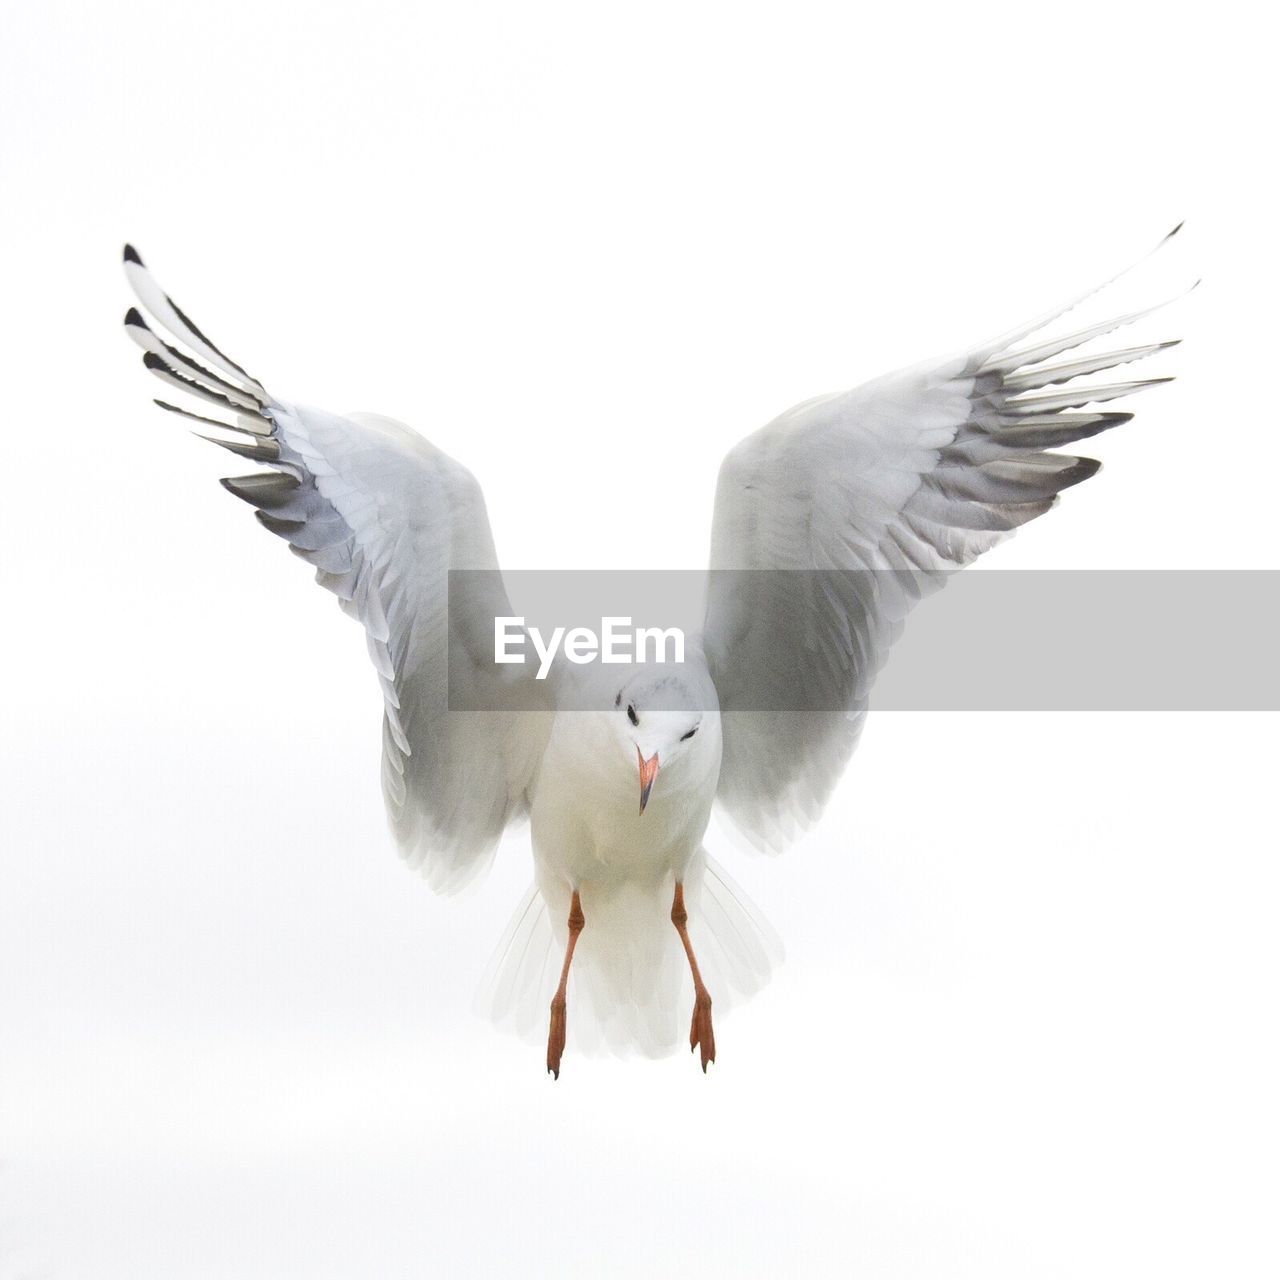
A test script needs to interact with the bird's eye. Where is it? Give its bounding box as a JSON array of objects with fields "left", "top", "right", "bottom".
[
  {"left": 680, "top": 726, "right": 698, "bottom": 741},
  {"left": 627, "top": 703, "right": 639, "bottom": 727}
]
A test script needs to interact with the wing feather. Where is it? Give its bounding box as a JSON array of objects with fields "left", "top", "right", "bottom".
[
  {"left": 703, "top": 231, "right": 1189, "bottom": 853},
  {"left": 123, "top": 246, "right": 546, "bottom": 891}
]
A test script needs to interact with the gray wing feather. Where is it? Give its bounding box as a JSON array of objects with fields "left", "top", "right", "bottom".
[
  {"left": 123, "top": 246, "right": 545, "bottom": 892},
  {"left": 703, "top": 229, "right": 1191, "bottom": 854}
]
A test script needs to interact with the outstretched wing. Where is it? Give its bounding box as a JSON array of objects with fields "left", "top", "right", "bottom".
[
  {"left": 123, "top": 246, "right": 545, "bottom": 892},
  {"left": 703, "top": 227, "right": 1190, "bottom": 854}
]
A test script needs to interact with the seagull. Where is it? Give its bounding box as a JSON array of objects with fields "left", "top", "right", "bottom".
[{"left": 121, "top": 229, "right": 1189, "bottom": 1076}]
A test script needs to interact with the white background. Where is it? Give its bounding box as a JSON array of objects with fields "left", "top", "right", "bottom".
[{"left": 2, "top": 2, "right": 1277, "bottom": 1276}]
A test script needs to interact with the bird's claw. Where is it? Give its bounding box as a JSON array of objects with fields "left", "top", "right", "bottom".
[
  {"left": 689, "top": 991, "right": 715, "bottom": 1072},
  {"left": 547, "top": 997, "right": 567, "bottom": 1080}
]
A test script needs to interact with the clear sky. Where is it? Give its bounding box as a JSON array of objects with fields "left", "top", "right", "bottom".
[{"left": 2, "top": 2, "right": 1276, "bottom": 1276}]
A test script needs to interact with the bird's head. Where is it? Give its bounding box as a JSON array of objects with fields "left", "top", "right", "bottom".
[{"left": 611, "top": 673, "right": 717, "bottom": 815}]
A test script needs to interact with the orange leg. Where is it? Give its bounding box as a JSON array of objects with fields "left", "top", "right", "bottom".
[
  {"left": 671, "top": 882, "right": 716, "bottom": 1071},
  {"left": 546, "top": 889, "right": 585, "bottom": 1079}
]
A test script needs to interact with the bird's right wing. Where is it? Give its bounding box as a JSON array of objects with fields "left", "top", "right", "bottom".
[{"left": 123, "top": 246, "right": 546, "bottom": 892}]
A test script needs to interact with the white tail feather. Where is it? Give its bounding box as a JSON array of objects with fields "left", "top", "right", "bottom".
[{"left": 478, "top": 853, "right": 781, "bottom": 1058}]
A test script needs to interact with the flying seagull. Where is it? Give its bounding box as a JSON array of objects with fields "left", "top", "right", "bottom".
[{"left": 122, "top": 230, "right": 1188, "bottom": 1075}]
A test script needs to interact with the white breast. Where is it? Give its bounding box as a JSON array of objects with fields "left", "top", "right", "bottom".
[{"left": 529, "top": 705, "right": 722, "bottom": 891}]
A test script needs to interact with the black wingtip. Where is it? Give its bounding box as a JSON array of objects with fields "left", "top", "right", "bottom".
[
  {"left": 123, "top": 243, "right": 143, "bottom": 266},
  {"left": 255, "top": 510, "right": 305, "bottom": 536},
  {"left": 1069, "top": 456, "right": 1104, "bottom": 486},
  {"left": 221, "top": 476, "right": 264, "bottom": 507},
  {"left": 124, "top": 306, "right": 144, "bottom": 327},
  {"left": 1168, "top": 220, "right": 1185, "bottom": 239},
  {"left": 221, "top": 473, "right": 299, "bottom": 508},
  {"left": 142, "top": 350, "right": 164, "bottom": 370}
]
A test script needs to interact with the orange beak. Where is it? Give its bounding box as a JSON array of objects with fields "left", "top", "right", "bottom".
[{"left": 637, "top": 748, "right": 660, "bottom": 815}]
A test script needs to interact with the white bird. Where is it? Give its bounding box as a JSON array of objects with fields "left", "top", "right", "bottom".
[{"left": 122, "top": 230, "right": 1189, "bottom": 1075}]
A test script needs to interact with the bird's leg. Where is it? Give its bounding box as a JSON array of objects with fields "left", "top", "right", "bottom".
[
  {"left": 671, "top": 881, "right": 716, "bottom": 1071},
  {"left": 546, "top": 889, "right": 585, "bottom": 1080}
]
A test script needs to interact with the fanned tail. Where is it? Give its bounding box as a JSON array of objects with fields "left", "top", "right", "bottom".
[{"left": 478, "top": 853, "right": 781, "bottom": 1058}]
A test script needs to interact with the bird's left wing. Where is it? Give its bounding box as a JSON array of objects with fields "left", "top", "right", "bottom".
[
  {"left": 702, "top": 229, "right": 1189, "bottom": 854},
  {"left": 123, "top": 246, "right": 546, "bottom": 892}
]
